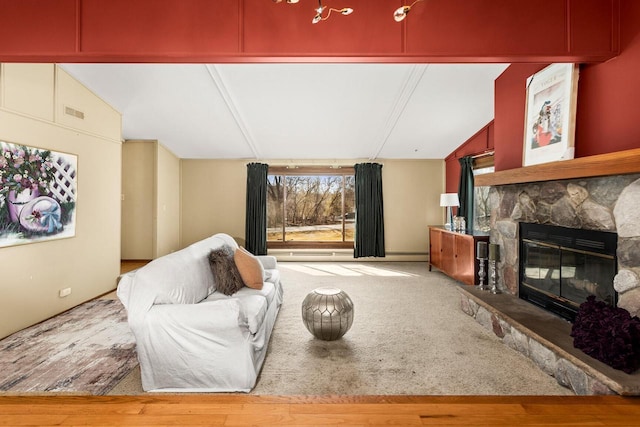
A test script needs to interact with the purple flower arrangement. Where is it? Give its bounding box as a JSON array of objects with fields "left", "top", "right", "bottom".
[
  {"left": 571, "top": 296, "right": 640, "bottom": 374},
  {"left": 0, "top": 145, "right": 55, "bottom": 196}
]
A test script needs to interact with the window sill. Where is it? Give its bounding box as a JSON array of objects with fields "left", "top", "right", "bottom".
[{"left": 267, "top": 241, "right": 354, "bottom": 250}]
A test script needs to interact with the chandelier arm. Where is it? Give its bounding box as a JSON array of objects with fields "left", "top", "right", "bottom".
[
  {"left": 322, "top": 7, "right": 336, "bottom": 21},
  {"left": 276, "top": 0, "right": 355, "bottom": 24}
]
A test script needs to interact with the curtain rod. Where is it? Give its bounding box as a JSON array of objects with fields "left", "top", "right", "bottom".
[
  {"left": 471, "top": 151, "right": 494, "bottom": 159},
  {"left": 245, "top": 161, "right": 382, "bottom": 167},
  {"left": 245, "top": 163, "right": 355, "bottom": 168}
]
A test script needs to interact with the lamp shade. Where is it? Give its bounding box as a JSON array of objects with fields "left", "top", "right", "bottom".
[{"left": 440, "top": 193, "right": 460, "bottom": 207}]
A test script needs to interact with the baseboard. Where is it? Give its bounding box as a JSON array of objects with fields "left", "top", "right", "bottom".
[{"left": 268, "top": 249, "right": 428, "bottom": 262}]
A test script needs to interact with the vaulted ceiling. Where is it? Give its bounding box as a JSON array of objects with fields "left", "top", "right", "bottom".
[{"left": 61, "top": 63, "right": 508, "bottom": 160}]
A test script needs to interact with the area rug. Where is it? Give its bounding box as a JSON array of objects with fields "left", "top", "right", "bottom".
[
  {"left": 0, "top": 299, "right": 137, "bottom": 395},
  {"left": 109, "top": 262, "right": 573, "bottom": 395}
]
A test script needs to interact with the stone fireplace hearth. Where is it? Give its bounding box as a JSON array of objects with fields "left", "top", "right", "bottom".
[
  {"left": 458, "top": 171, "right": 640, "bottom": 395},
  {"left": 459, "top": 285, "right": 640, "bottom": 395},
  {"left": 489, "top": 173, "right": 640, "bottom": 318}
]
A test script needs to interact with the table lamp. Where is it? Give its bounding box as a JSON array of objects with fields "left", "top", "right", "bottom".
[{"left": 440, "top": 193, "right": 460, "bottom": 231}]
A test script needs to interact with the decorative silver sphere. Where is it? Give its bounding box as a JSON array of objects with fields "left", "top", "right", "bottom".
[{"left": 302, "top": 287, "right": 354, "bottom": 341}]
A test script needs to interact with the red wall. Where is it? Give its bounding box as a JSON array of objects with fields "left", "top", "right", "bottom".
[
  {"left": 491, "top": 0, "right": 640, "bottom": 171},
  {"left": 0, "top": 0, "right": 621, "bottom": 63},
  {"left": 493, "top": 64, "right": 548, "bottom": 171},
  {"left": 0, "top": 0, "right": 634, "bottom": 184},
  {"left": 575, "top": 0, "right": 640, "bottom": 158},
  {"left": 445, "top": 121, "right": 494, "bottom": 193}
]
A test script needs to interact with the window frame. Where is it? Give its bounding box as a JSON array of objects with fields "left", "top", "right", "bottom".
[
  {"left": 472, "top": 153, "right": 495, "bottom": 232},
  {"left": 267, "top": 166, "right": 355, "bottom": 250}
]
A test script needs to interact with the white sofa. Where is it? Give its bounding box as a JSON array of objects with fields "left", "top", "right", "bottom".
[{"left": 117, "top": 233, "right": 283, "bottom": 392}]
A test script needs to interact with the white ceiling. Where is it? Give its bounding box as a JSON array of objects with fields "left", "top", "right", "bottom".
[{"left": 60, "top": 63, "right": 508, "bottom": 160}]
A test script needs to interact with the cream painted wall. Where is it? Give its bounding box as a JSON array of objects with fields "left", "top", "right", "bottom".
[
  {"left": 121, "top": 140, "right": 154, "bottom": 259},
  {"left": 0, "top": 64, "right": 122, "bottom": 339},
  {"left": 383, "top": 160, "right": 444, "bottom": 255},
  {"left": 155, "top": 143, "right": 181, "bottom": 257},
  {"left": 121, "top": 140, "right": 181, "bottom": 259},
  {"left": 180, "top": 159, "right": 444, "bottom": 260},
  {"left": 181, "top": 159, "right": 247, "bottom": 247},
  {"left": 2, "top": 63, "right": 54, "bottom": 122}
]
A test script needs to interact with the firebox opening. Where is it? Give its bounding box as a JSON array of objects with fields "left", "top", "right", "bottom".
[{"left": 518, "top": 223, "right": 617, "bottom": 322}]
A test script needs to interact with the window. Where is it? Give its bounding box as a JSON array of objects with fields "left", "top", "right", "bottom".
[
  {"left": 473, "top": 154, "right": 494, "bottom": 232},
  {"left": 267, "top": 167, "right": 354, "bottom": 248}
]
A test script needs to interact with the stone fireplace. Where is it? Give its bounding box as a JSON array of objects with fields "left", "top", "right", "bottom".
[
  {"left": 459, "top": 158, "right": 640, "bottom": 395},
  {"left": 489, "top": 173, "right": 640, "bottom": 319}
]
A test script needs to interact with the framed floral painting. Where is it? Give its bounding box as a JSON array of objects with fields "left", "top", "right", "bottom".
[
  {"left": 523, "top": 63, "right": 579, "bottom": 167},
  {"left": 0, "top": 141, "right": 77, "bottom": 248}
]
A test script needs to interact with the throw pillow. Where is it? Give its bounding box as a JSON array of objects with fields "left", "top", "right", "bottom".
[
  {"left": 234, "top": 247, "right": 265, "bottom": 290},
  {"left": 208, "top": 245, "right": 244, "bottom": 296}
]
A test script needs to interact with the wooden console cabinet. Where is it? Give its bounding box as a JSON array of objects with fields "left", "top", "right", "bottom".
[{"left": 428, "top": 226, "right": 490, "bottom": 286}]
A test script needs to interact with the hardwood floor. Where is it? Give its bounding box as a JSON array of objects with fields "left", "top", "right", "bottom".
[
  {"left": 0, "top": 395, "right": 638, "bottom": 426},
  {"left": 120, "top": 260, "right": 150, "bottom": 274}
]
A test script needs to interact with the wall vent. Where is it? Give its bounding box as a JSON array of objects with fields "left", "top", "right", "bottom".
[{"left": 64, "top": 106, "right": 85, "bottom": 120}]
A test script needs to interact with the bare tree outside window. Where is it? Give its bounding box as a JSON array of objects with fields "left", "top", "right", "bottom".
[
  {"left": 473, "top": 166, "right": 494, "bottom": 232},
  {"left": 267, "top": 175, "right": 284, "bottom": 241},
  {"left": 267, "top": 169, "right": 354, "bottom": 244}
]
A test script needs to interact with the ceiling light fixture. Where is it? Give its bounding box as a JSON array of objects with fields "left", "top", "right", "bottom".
[
  {"left": 311, "top": 0, "right": 353, "bottom": 24},
  {"left": 273, "top": 0, "right": 352, "bottom": 24},
  {"left": 393, "top": 0, "right": 424, "bottom": 22}
]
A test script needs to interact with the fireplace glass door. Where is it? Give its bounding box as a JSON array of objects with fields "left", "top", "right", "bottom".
[
  {"left": 560, "top": 249, "right": 616, "bottom": 306},
  {"left": 519, "top": 222, "right": 617, "bottom": 321},
  {"left": 522, "top": 241, "right": 560, "bottom": 297}
]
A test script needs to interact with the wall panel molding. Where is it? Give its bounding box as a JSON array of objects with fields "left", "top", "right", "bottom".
[{"left": 0, "top": 0, "right": 620, "bottom": 63}]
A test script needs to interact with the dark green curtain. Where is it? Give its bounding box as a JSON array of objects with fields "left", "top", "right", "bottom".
[
  {"left": 354, "top": 163, "right": 385, "bottom": 258},
  {"left": 245, "top": 162, "right": 268, "bottom": 255},
  {"left": 458, "top": 156, "right": 474, "bottom": 230}
]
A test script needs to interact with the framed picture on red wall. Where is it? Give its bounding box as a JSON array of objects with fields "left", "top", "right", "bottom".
[{"left": 523, "top": 63, "right": 579, "bottom": 167}]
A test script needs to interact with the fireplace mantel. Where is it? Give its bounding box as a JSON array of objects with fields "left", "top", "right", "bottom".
[{"left": 476, "top": 148, "right": 640, "bottom": 187}]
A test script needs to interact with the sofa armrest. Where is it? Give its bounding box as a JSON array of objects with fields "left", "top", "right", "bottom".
[
  {"left": 144, "top": 299, "right": 244, "bottom": 333},
  {"left": 116, "top": 270, "right": 137, "bottom": 311},
  {"left": 256, "top": 255, "right": 277, "bottom": 270}
]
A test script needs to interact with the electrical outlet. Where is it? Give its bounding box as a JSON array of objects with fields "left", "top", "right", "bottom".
[{"left": 59, "top": 288, "right": 72, "bottom": 298}]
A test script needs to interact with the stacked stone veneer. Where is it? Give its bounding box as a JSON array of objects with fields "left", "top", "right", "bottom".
[
  {"left": 460, "top": 293, "right": 617, "bottom": 395},
  {"left": 488, "top": 173, "right": 640, "bottom": 318}
]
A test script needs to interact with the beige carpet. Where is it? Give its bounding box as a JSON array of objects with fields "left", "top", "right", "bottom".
[{"left": 109, "top": 262, "right": 572, "bottom": 395}]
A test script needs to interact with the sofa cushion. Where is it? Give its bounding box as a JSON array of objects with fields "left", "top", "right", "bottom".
[
  {"left": 234, "top": 247, "right": 264, "bottom": 290},
  {"left": 205, "top": 281, "right": 277, "bottom": 307},
  {"left": 211, "top": 233, "right": 239, "bottom": 249},
  {"left": 130, "top": 236, "right": 225, "bottom": 307},
  {"left": 209, "top": 245, "right": 244, "bottom": 296},
  {"left": 201, "top": 283, "right": 275, "bottom": 334},
  {"left": 234, "top": 281, "right": 276, "bottom": 306}
]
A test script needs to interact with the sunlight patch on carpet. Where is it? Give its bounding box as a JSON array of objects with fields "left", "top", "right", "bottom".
[
  {"left": 279, "top": 264, "right": 335, "bottom": 276},
  {"left": 307, "top": 264, "right": 363, "bottom": 276},
  {"left": 347, "top": 264, "right": 415, "bottom": 277},
  {"left": 281, "top": 263, "right": 416, "bottom": 277}
]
